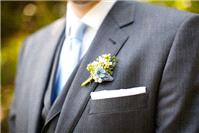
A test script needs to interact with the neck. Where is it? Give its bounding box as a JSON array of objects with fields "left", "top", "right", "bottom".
[{"left": 70, "top": 1, "right": 100, "bottom": 18}]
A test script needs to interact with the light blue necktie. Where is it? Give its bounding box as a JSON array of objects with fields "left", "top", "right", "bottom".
[{"left": 52, "top": 21, "right": 87, "bottom": 103}]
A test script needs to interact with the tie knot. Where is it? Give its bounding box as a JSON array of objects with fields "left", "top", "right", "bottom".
[{"left": 70, "top": 21, "right": 87, "bottom": 40}]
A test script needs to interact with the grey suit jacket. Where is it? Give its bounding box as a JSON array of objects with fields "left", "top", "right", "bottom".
[{"left": 9, "top": 1, "right": 199, "bottom": 133}]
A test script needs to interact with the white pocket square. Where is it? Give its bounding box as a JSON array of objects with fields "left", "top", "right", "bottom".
[{"left": 90, "top": 86, "right": 146, "bottom": 100}]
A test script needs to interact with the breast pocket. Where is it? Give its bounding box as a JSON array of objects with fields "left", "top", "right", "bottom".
[{"left": 89, "top": 92, "right": 148, "bottom": 115}]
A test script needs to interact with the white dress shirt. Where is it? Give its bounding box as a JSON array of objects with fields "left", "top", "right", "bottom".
[
  {"left": 66, "top": 0, "right": 117, "bottom": 58},
  {"left": 57, "top": 0, "right": 117, "bottom": 89}
]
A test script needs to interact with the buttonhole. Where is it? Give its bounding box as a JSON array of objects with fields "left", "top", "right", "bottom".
[{"left": 109, "top": 38, "right": 117, "bottom": 45}]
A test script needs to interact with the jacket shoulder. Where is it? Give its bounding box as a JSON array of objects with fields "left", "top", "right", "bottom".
[
  {"left": 18, "top": 17, "right": 65, "bottom": 66},
  {"left": 26, "top": 17, "right": 65, "bottom": 41},
  {"left": 128, "top": 1, "right": 198, "bottom": 23}
]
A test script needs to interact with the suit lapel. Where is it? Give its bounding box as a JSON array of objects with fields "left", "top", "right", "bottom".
[
  {"left": 27, "top": 18, "right": 65, "bottom": 133},
  {"left": 42, "top": 60, "right": 82, "bottom": 132},
  {"left": 54, "top": 2, "right": 136, "bottom": 133}
]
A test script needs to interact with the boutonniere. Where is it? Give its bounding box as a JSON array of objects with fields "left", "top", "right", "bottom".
[{"left": 81, "top": 53, "right": 117, "bottom": 87}]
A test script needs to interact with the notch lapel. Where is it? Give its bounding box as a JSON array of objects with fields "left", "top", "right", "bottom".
[
  {"left": 54, "top": 2, "right": 136, "bottom": 133},
  {"left": 27, "top": 18, "right": 65, "bottom": 133}
]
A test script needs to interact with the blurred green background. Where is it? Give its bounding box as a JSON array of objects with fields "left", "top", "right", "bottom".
[{"left": 1, "top": 0, "right": 199, "bottom": 132}]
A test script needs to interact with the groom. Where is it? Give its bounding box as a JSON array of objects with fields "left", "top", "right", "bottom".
[{"left": 9, "top": 0, "right": 199, "bottom": 133}]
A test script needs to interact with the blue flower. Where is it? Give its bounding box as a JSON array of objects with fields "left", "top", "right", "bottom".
[
  {"left": 94, "top": 67, "right": 113, "bottom": 83},
  {"left": 95, "top": 67, "right": 106, "bottom": 78}
]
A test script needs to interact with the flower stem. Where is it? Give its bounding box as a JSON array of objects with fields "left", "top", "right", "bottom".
[{"left": 81, "top": 77, "right": 93, "bottom": 87}]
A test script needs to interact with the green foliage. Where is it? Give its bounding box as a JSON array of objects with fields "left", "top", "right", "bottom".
[{"left": 148, "top": 0, "right": 199, "bottom": 13}]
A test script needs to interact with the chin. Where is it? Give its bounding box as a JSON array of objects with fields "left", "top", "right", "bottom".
[{"left": 71, "top": 0, "right": 93, "bottom": 5}]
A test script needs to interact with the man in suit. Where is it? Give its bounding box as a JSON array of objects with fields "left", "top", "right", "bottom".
[{"left": 9, "top": 0, "right": 199, "bottom": 133}]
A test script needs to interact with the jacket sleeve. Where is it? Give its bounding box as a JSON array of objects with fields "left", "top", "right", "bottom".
[
  {"left": 8, "top": 38, "right": 28, "bottom": 133},
  {"left": 156, "top": 14, "right": 199, "bottom": 133}
]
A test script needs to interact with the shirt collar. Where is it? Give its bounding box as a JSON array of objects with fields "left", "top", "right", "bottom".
[{"left": 66, "top": 0, "right": 117, "bottom": 36}]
